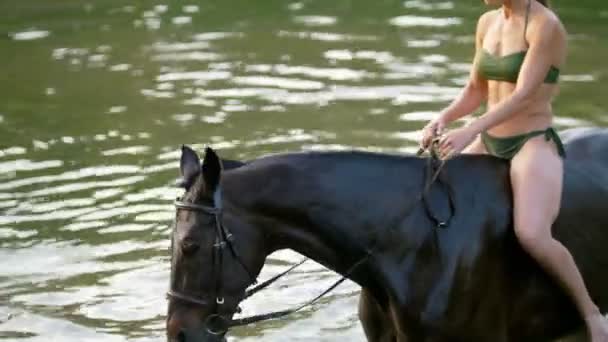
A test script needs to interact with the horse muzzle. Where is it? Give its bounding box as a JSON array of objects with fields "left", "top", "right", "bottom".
[{"left": 168, "top": 327, "right": 227, "bottom": 342}]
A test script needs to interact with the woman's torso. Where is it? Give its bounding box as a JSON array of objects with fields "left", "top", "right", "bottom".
[{"left": 479, "top": 3, "right": 566, "bottom": 136}]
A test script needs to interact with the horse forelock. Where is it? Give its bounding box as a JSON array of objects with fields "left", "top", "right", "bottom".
[{"left": 182, "top": 174, "right": 208, "bottom": 204}]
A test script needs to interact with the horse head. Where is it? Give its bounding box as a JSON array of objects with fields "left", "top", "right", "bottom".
[{"left": 166, "top": 146, "right": 267, "bottom": 342}]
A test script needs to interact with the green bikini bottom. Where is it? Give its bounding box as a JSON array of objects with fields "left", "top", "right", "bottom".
[{"left": 480, "top": 127, "right": 566, "bottom": 160}]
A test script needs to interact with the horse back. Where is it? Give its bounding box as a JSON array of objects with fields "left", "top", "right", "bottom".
[
  {"left": 557, "top": 128, "right": 608, "bottom": 310},
  {"left": 405, "top": 128, "right": 608, "bottom": 340}
]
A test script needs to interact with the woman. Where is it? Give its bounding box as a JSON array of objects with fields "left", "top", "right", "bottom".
[{"left": 420, "top": 0, "right": 608, "bottom": 340}]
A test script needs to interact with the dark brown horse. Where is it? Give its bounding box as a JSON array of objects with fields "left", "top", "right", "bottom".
[{"left": 166, "top": 127, "right": 608, "bottom": 342}]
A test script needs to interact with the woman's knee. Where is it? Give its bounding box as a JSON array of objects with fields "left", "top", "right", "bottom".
[
  {"left": 514, "top": 223, "right": 549, "bottom": 251},
  {"left": 514, "top": 224, "right": 574, "bottom": 268}
]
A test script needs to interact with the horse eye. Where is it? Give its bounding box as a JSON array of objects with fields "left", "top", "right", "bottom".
[{"left": 181, "top": 240, "right": 200, "bottom": 256}]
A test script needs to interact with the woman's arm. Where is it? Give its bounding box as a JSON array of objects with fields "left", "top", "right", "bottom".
[
  {"left": 467, "top": 15, "right": 565, "bottom": 134},
  {"left": 420, "top": 12, "right": 492, "bottom": 148},
  {"left": 437, "top": 11, "right": 492, "bottom": 124}
]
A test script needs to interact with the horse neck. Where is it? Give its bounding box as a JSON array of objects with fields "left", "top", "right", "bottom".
[{"left": 223, "top": 152, "right": 426, "bottom": 287}]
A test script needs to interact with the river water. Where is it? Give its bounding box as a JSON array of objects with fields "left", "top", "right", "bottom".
[{"left": 0, "top": 0, "right": 606, "bottom": 341}]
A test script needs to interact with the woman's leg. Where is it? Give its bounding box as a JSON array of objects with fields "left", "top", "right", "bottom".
[{"left": 510, "top": 136, "right": 608, "bottom": 342}]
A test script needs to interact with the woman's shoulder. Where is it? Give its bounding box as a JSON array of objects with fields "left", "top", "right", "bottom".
[
  {"left": 477, "top": 9, "right": 500, "bottom": 31},
  {"left": 529, "top": 4, "right": 567, "bottom": 41},
  {"left": 478, "top": 9, "right": 501, "bottom": 26},
  {"left": 476, "top": 9, "right": 500, "bottom": 35},
  {"left": 533, "top": 2, "right": 562, "bottom": 21}
]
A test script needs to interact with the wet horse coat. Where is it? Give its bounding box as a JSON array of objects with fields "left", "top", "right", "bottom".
[{"left": 167, "top": 127, "right": 608, "bottom": 342}]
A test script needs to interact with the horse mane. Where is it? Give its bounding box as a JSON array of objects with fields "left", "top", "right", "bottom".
[{"left": 223, "top": 158, "right": 246, "bottom": 170}]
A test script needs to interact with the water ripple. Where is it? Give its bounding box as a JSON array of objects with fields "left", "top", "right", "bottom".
[
  {"left": 10, "top": 30, "right": 50, "bottom": 41},
  {"left": 193, "top": 32, "right": 242, "bottom": 41},
  {"left": 101, "top": 146, "right": 150, "bottom": 156},
  {"left": 246, "top": 64, "right": 371, "bottom": 81},
  {"left": 277, "top": 30, "right": 378, "bottom": 42},
  {"left": 389, "top": 15, "right": 462, "bottom": 27},
  {"left": 151, "top": 51, "right": 222, "bottom": 62},
  {"left": 293, "top": 15, "right": 338, "bottom": 27},
  {"left": 232, "top": 76, "right": 325, "bottom": 90},
  {"left": 404, "top": 0, "right": 455, "bottom": 10},
  {"left": 0, "top": 147, "right": 27, "bottom": 158},
  {"left": 23, "top": 175, "right": 145, "bottom": 198},
  {"left": 76, "top": 204, "right": 169, "bottom": 221},
  {"left": 0, "top": 311, "right": 124, "bottom": 342},
  {"left": 19, "top": 198, "right": 97, "bottom": 214},
  {"left": 156, "top": 71, "right": 231, "bottom": 82},
  {"left": 0, "top": 160, "right": 62, "bottom": 173},
  {"left": 0, "top": 166, "right": 141, "bottom": 191},
  {"left": 324, "top": 49, "right": 395, "bottom": 63}
]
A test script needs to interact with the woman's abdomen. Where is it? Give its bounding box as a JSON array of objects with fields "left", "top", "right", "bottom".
[{"left": 485, "top": 81, "right": 556, "bottom": 137}]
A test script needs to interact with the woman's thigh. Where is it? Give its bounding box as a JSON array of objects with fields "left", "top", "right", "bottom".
[{"left": 510, "top": 135, "right": 564, "bottom": 241}]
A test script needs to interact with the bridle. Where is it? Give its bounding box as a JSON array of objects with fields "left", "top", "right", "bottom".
[
  {"left": 167, "top": 190, "right": 257, "bottom": 335},
  {"left": 167, "top": 143, "right": 454, "bottom": 336},
  {"left": 167, "top": 190, "right": 313, "bottom": 335}
]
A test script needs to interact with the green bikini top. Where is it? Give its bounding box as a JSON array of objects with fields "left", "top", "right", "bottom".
[{"left": 478, "top": 0, "right": 560, "bottom": 84}]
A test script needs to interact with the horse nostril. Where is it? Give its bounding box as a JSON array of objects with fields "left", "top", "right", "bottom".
[
  {"left": 177, "top": 331, "right": 186, "bottom": 342},
  {"left": 181, "top": 240, "right": 200, "bottom": 256}
]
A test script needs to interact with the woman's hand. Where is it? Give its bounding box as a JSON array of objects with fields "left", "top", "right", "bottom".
[
  {"left": 438, "top": 126, "right": 478, "bottom": 159},
  {"left": 420, "top": 118, "right": 446, "bottom": 150}
]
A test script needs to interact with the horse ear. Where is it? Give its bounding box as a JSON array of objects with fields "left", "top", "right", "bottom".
[
  {"left": 179, "top": 145, "right": 201, "bottom": 189},
  {"left": 202, "top": 147, "right": 223, "bottom": 194}
]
